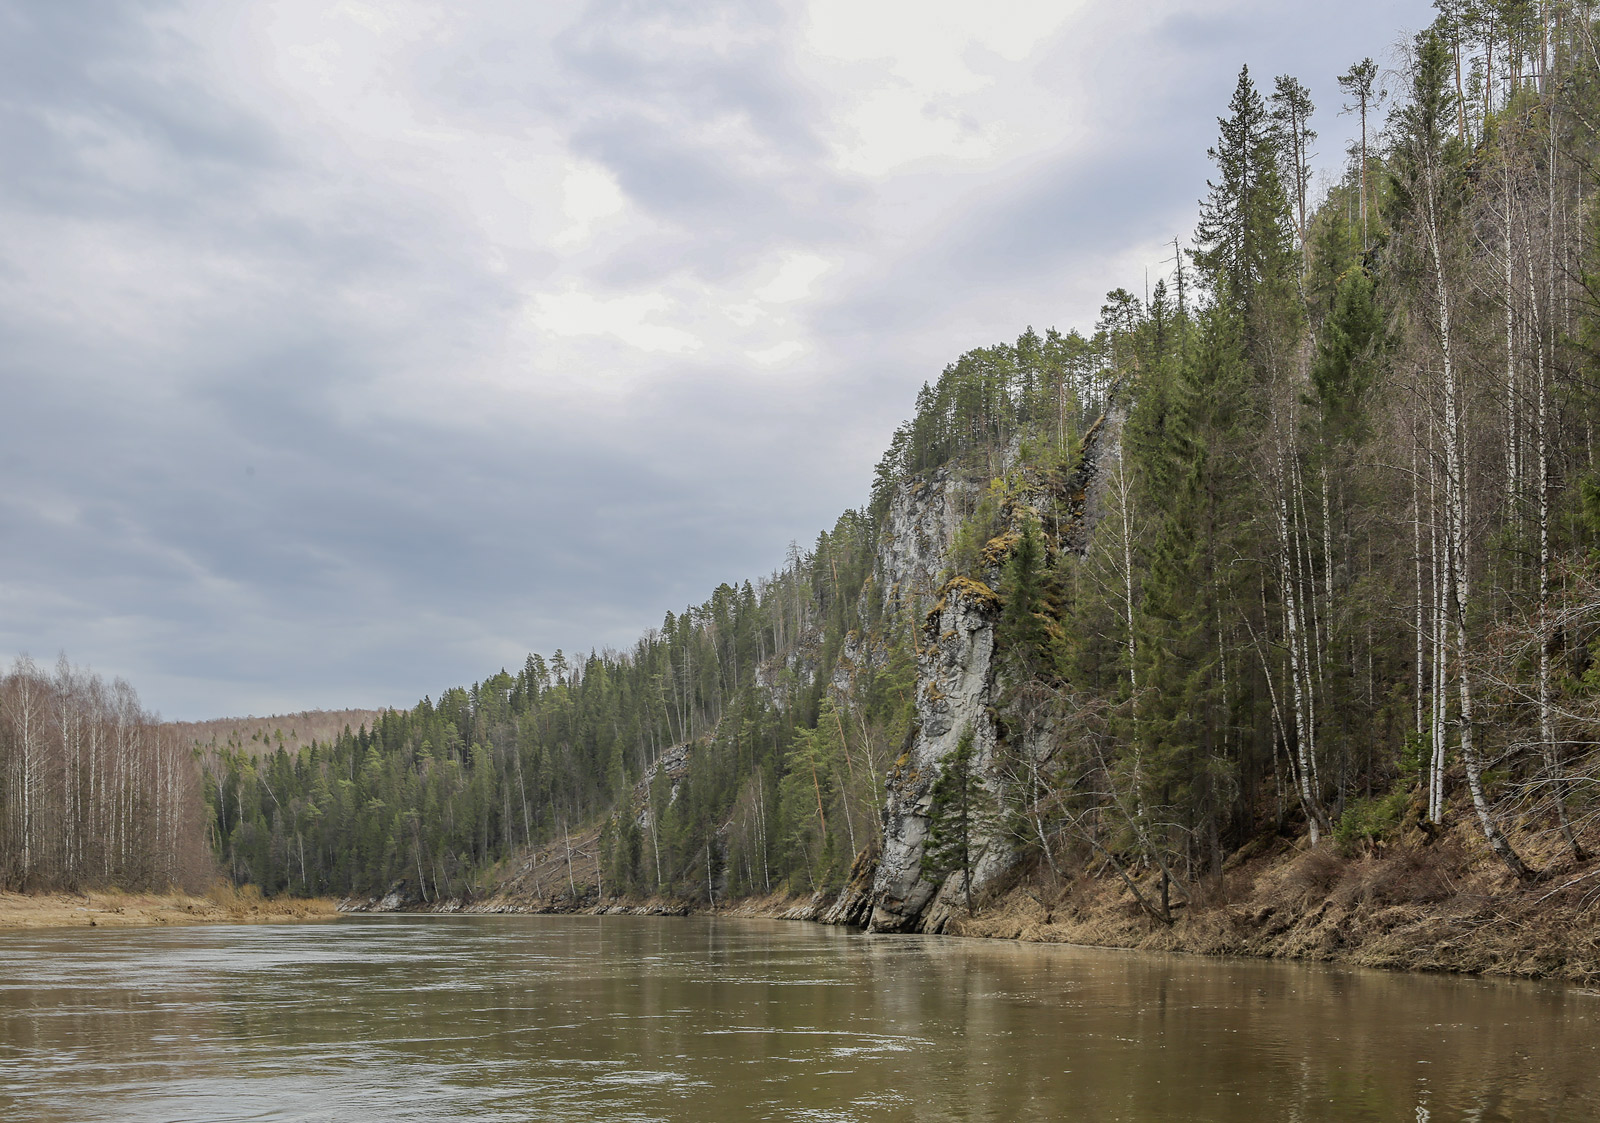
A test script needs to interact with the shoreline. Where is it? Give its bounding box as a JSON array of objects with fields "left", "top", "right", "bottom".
[
  {"left": 343, "top": 884, "right": 1600, "bottom": 986},
  {"left": 0, "top": 889, "right": 340, "bottom": 931},
  {"left": 16, "top": 828, "right": 1592, "bottom": 983},
  {"left": 343, "top": 824, "right": 1600, "bottom": 985}
]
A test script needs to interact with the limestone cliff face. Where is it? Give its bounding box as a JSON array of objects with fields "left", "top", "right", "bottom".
[
  {"left": 867, "top": 576, "right": 1001, "bottom": 932},
  {"left": 815, "top": 467, "right": 982, "bottom": 928},
  {"left": 848, "top": 460, "right": 1016, "bottom": 935},
  {"left": 876, "top": 468, "right": 977, "bottom": 612},
  {"left": 853, "top": 408, "right": 1125, "bottom": 934}
]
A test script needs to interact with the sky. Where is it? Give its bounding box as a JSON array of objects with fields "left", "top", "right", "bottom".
[{"left": 0, "top": 0, "right": 1437, "bottom": 721}]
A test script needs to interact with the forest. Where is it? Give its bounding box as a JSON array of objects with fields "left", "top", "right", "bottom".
[
  {"left": 8, "top": 2, "right": 1600, "bottom": 914},
  {"left": 0, "top": 657, "right": 209, "bottom": 892}
]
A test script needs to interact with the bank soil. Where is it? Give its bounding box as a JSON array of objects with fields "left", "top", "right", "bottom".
[
  {"left": 364, "top": 818, "right": 1600, "bottom": 985},
  {"left": 0, "top": 888, "right": 339, "bottom": 931},
  {"left": 932, "top": 825, "right": 1600, "bottom": 984},
  {"left": 941, "top": 866, "right": 1598, "bottom": 985}
]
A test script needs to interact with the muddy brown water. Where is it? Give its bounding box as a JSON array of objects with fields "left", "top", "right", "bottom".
[{"left": 0, "top": 914, "right": 1594, "bottom": 1121}]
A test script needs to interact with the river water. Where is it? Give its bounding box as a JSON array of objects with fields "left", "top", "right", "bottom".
[{"left": 0, "top": 915, "right": 1594, "bottom": 1121}]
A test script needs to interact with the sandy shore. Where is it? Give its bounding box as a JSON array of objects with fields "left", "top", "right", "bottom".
[{"left": 0, "top": 888, "right": 339, "bottom": 931}]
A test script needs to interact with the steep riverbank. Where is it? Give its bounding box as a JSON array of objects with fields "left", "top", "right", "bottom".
[
  {"left": 343, "top": 818, "right": 1600, "bottom": 985},
  {"left": 0, "top": 887, "right": 339, "bottom": 930},
  {"left": 935, "top": 833, "right": 1600, "bottom": 985}
]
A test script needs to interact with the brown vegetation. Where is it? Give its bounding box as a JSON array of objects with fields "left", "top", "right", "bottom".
[
  {"left": 0, "top": 886, "right": 338, "bottom": 930},
  {"left": 940, "top": 822, "right": 1600, "bottom": 984},
  {"left": 167, "top": 709, "right": 387, "bottom": 757},
  {"left": 341, "top": 820, "right": 608, "bottom": 914}
]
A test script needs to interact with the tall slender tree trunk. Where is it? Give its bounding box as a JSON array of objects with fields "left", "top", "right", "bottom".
[
  {"left": 1426, "top": 185, "right": 1532, "bottom": 877},
  {"left": 1359, "top": 99, "right": 1371, "bottom": 251},
  {"left": 1506, "top": 198, "right": 1521, "bottom": 519},
  {"left": 1275, "top": 421, "right": 1326, "bottom": 841},
  {"left": 1412, "top": 436, "right": 1428, "bottom": 784},
  {"left": 1529, "top": 117, "right": 1586, "bottom": 861}
]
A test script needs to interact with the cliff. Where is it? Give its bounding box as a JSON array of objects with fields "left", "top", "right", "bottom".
[
  {"left": 335, "top": 391, "right": 1600, "bottom": 987},
  {"left": 854, "top": 410, "right": 1122, "bottom": 933}
]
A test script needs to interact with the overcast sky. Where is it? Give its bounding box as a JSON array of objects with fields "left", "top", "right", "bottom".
[{"left": 0, "top": 0, "right": 1435, "bottom": 720}]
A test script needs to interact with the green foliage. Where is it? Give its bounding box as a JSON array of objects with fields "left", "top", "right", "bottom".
[
  {"left": 870, "top": 326, "right": 1115, "bottom": 518},
  {"left": 1388, "top": 26, "right": 1466, "bottom": 232},
  {"left": 1334, "top": 789, "right": 1411, "bottom": 853},
  {"left": 921, "top": 728, "right": 992, "bottom": 913},
  {"left": 945, "top": 479, "right": 1009, "bottom": 579},
  {"left": 1310, "top": 267, "right": 1383, "bottom": 444},
  {"left": 778, "top": 721, "right": 836, "bottom": 892},
  {"left": 1196, "top": 66, "right": 1302, "bottom": 327},
  {"left": 1577, "top": 474, "right": 1600, "bottom": 553},
  {"left": 998, "top": 517, "right": 1059, "bottom": 676}
]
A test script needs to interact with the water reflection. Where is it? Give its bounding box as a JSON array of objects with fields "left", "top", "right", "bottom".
[{"left": 0, "top": 915, "right": 1593, "bottom": 1121}]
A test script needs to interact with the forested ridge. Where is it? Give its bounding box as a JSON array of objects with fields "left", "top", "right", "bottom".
[{"left": 12, "top": 4, "right": 1600, "bottom": 925}]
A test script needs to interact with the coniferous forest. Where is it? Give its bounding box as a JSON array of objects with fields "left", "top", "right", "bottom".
[{"left": 11, "top": 6, "right": 1600, "bottom": 922}]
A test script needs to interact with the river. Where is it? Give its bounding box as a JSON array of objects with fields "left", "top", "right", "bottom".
[{"left": 0, "top": 915, "right": 1594, "bottom": 1121}]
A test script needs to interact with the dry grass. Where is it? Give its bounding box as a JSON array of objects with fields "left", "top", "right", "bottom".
[
  {"left": 0, "top": 886, "right": 338, "bottom": 930},
  {"left": 433, "top": 824, "right": 606, "bottom": 915}
]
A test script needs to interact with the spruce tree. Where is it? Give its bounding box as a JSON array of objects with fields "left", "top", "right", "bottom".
[
  {"left": 999, "top": 517, "right": 1052, "bottom": 676},
  {"left": 1311, "top": 267, "right": 1382, "bottom": 446},
  {"left": 1195, "top": 65, "right": 1300, "bottom": 325},
  {"left": 921, "top": 727, "right": 989, "bottom": 913}
]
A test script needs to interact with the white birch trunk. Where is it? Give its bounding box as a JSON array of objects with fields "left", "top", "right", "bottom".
[
  {"left": 1425, "top": 175, "right": 1531, "bottom": 877},
  {"left": 1274, "top": 422, "right": 1325, "bottom": 841}
]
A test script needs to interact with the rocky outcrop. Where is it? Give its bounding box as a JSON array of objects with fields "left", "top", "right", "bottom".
[
  {"left": 876, "top": 468, "right": 979, "bottom": 616},
  {"left": 868, "top": 574, "right": 1004, "bottom": 932},
  {"left": 1058, "top": 401, "right": 1126, "bottom": 556},
  {"left": 861, "top": 407, "right": 1127, "bottom": 933},
  {"left": 466, "top": 408, "right": 1130, "bottom": 936}
]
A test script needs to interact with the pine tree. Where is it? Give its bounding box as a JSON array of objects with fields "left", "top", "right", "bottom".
[
  {"left": 1129, "top": 308, "right": 1253, "bottom": 866},
  {"left": 1270, "top": 74, "right": 1317, "bottom": 272},
  {"left": 1337, "top": 59, "right": 1384, "bottom": 251}
]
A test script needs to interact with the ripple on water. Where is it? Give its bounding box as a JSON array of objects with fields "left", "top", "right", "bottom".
[{"left": 0, "top": 915, "right": 1596, "bottom": 1122}]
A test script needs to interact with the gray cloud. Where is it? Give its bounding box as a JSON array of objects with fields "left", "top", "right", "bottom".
[{"left": 0, "top": 0, "right": 1436, "bottom": 718}]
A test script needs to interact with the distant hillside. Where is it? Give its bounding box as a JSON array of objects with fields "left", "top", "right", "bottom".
[{"left": 167, "top": 710, "right": 387, "bottom": 756}]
